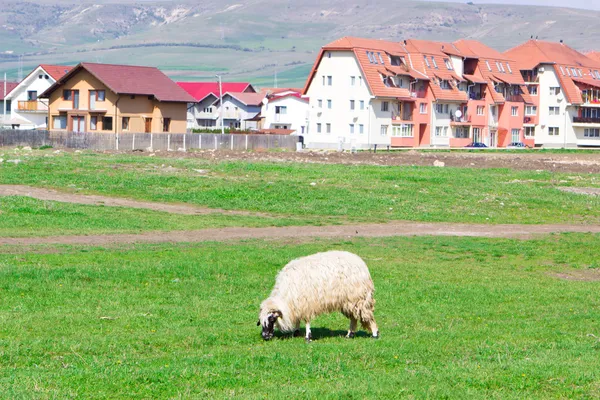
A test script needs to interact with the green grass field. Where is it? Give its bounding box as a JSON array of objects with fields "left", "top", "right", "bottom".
[
  {"left": 1, "top": 235, "right": 599, "bottom": 398},
  {"left": 0, "top": 152, "right": 599, "bottom": 232},
  {"left": 1, "top": 150, "right": 600, "bottom": 398}
]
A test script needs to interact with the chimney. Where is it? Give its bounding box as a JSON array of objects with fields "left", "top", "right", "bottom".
[
  {"left": 560, "top": 39, "right": 564, "bottom": 44},
  {"left": 403, "top": 40, "right": 407, "bottom": 45}
]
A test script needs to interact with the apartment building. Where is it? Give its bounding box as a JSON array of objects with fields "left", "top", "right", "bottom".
[{"left": 505, "top": 40, "right": 600, "bottom": 147}]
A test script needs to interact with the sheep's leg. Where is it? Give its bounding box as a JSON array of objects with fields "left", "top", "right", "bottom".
[
  {"left": 305, "top": 321, "right": 312, "bottom": 343},
  {"left": 346, "top": 317, "right": 357, "bottom": 339}
]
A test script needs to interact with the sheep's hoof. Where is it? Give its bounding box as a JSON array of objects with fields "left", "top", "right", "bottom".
[
  {"left": 305, "top": 334, "right": 312, "bottom": 343},
  {"left": 293, "top": 330, "right": 301, "bottom": 337},
  {"left": 372, "top": 333, "right": 380, "bottom": 340},
  {"left": 346, "top": 332, "right": 355, "bottom": 339}
]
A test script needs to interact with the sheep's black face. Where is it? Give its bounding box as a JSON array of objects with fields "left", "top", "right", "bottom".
[{"left": 258, "top": 312, "right": 279, "bottom": 341}]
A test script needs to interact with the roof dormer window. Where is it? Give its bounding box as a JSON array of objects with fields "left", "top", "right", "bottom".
[
  {"left": 560, "top": 66, "right": 565, "bottom": 75},
  {"left": 377, "top": 52, "right": 384, "bottom": 65},
  {"left": 485, "top": 61, "right": 492, "bottom": 71},
  {"left": 424, "top": 56, "right": 430, "bottom": 67},
  {"left": 431, "top": 57, "right": 438, "bottom": 69},
  {"left": 566, "top": 68, "right": 571, "bottom": 76},
  {"left": 444, "top": 58, "right": 453, "bottom": 70},
  {"left": 367, "top": 51, "right": 374, "bottom": 63},
  {"left": 506, "top": 63, "right": 512, "bottom": 74},
  {"left": 578, "top": 69, "right": 583, "bottom": 77}
]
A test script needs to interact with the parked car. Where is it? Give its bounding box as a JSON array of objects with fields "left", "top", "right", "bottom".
[
  {"left": 465, "top": 142, "right": 488, "bottom": 148},
  {"left": 506, "top": 142, "right": 529, "bottom": 149}
]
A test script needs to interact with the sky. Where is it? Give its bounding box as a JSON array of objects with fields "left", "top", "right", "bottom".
[{"left": 419, "top": 0, "right": 600, "bottom": 10}]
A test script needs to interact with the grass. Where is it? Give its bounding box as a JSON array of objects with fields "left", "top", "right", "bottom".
[
  {"left": 0, "top": 196, "right": 333, "bottom": 237},
  {"left": 1, "top": 234, "right": 599, "bottom": 398},
  {"left": 0, "top": 151, "right": 599, "bottom": 228}
]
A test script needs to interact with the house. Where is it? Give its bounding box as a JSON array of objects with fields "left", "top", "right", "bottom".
[
  {"left": 302, "top": 36, "right": 533, "bottom": 149},
  {"left": 258, "top": 88, "right": 309, "bottom": 134},
  {"left": 505, "top": 40, "right": 600, "bottom": 148},
  {"left": 176, "top": 82, "right": 256, "bottom": 129},
  {"left": 214, "top": 91, "right": 265, "bottom": 130},
  {"left": 40, "top": 63, "right": 194, "bottom": 133},
  {"left": 0, "top": 81, "right": 19, "bottom": 126},
  {"left": 2, "top": 65, "right": 72, "bottom": 129}
]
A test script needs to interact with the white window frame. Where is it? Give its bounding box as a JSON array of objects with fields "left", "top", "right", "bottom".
[
  {"left": 525, "top": 106, "right": 537, "bottom": 116},
  {"left": 380, "top": 125, "right": 388, "bottom": 136},
  {"left": 549, "top": 127, "right": 560, "bottom": 136},
  {"left": 524, "top": 126, "right": 535, "bottom": 137},
  {"left": 381, "top": 101, "right": 389, "bottom": 112},
  {"left": 420, "top": 103, "right": 427, "bottom": 114},
  {"left": 511, "top": 106, "right": 518, "bottom": 117},
  {"left": 326, "top": 123, "right": 331, "bottom": 134},
  {"left": 477, "top": 106, "right": 484, "bottom": 116}
]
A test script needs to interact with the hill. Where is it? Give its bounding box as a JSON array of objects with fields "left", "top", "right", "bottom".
[{"left": 1, "top": 0, "right": 600, "bottom": 87}]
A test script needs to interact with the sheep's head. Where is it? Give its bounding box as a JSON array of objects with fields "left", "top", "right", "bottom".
[{"left": 257, "top": 310, "right": 281, "bottom": 341}]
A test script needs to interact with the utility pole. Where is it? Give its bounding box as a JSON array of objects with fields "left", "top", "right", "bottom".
[
  {"left": 216, "top": 74, "right": 224, "bottom": 135},
  {"left": 3, "top": 73, "right": 6, "bottom": 123}
]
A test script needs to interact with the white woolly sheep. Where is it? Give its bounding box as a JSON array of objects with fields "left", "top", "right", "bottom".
[{"left": 258, "top": 250, "right": 379, "bottom": 342}]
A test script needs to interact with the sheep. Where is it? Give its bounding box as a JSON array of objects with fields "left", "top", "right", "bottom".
[{"left": 257, "top": 250, "right": 379, "bottom": 342}]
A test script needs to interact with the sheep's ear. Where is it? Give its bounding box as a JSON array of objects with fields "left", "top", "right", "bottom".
[
  {"left": 273, "top": 310, "right": 282, "bottom": 319},
  {"left": 256, "top": 320, "right": 260, "bottom": 326}
]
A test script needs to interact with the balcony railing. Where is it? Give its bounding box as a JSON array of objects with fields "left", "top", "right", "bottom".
[
  {"left": 573, "top": 116, "right": 600, "bottom": 124},
  {"left": 450, "top": 114, "right": 471, "bottom": 124},
  {"left": 391, "top": 112, "right": 413, "bottom": 122},
  {"left": 18, "top": 100, "right": 48, "bottom": 112},
  {"left": 468, "top": 92, "right": 484, "bottom": 100},
  {"left": 410, "top": 90, "right": 427, "bottom": 99}
]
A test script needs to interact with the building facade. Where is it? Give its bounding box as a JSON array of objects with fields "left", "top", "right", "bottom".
[{"left": 40, "top": 63, "right": 194, "bottom": 134}]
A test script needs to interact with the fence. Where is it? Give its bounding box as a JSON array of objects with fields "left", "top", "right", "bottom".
[{"left": 0, "top": 130, "right": 299, "bottom": 151}]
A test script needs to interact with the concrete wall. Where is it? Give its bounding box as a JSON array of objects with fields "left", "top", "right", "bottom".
[{"left": 263, "top": 96, "right": 308, "bottom": 133}]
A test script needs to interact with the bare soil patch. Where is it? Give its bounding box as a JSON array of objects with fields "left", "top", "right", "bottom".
[
  {"left": 0, "top": 185, "right": 269, "bottom": 217},
  {"left": 557, "top": 187, "right": 600, "bottom": 196},
  {"left": 86, "top": 149, "right": 600, "bottom": 174},
  {"left": 551, "top": 270, "right": 600, "bottom": 282},
  {"left": 1, "top": 221, "right": 599, "bottom": 247}
]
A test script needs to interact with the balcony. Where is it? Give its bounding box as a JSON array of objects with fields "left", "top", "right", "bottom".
[
  {"left": 17, "top": 100, "right": 48, "bottom": 113},
  {"left": 468, "top": 92, "right": 484, "bottom": 101},
  {"left": 450, "top": 114, "right": 471, "bottom": 125},
  {"left": 573, "top": 116, "right": 600, "bottom": 126},
  {"left": 391, "top": 111, "right": 413, "bottom": 123},
  {"left": 410, "top": 90, "right": 427, "bottom": 99}
]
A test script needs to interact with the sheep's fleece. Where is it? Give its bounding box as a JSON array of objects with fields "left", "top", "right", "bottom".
[{"left": 258, "top": 250, "right": 378, "bottom": 341}]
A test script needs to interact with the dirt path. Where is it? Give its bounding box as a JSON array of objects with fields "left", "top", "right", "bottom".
[
  {"left": 2, "top": 222, "right": 600, "bottom": 246},
  {"left": 0, "top": 185, "right": 269, "bottom": 217}
]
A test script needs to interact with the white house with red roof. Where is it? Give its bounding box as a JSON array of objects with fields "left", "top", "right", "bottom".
[
  {"left": 505, "top": 40, "right": 600, "bottom": 148},
  {"left": 176, "top": 82, "right": 257, "bottom": 130},
  {"left": 3, "top": 64, "right": 72, "bottom": 129},
  {"left": 259, "top": 88, "right": 309, "bottom": 134}
]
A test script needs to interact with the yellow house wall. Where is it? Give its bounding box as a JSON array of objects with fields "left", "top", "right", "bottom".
[{"left": 47, "top": 68, "right": 189, "bottom": 133}]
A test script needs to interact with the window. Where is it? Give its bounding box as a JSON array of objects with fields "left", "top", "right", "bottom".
[
  {"left": 444, "top": 104, "right": 449, "bottom": 114},
  {"left": 440, "top": 80, "right": 450, "bottom": 90},
  {"left": 511, "top": 106, "right": 518, "bottom": 117},
  {"left": 596, "top": 71, "right": 600, "bottom": 79},
  {"left": 97, "top": 90, "right": 105, "bottom": 101},
  {"left": 559, "top": 66, "right": 565, "bottom": 75},
  {"left": 163, "top": 118, "right": 171, "bottom": 132},
  {"left": 496, "top": 62, "right": 503, "bottom": 72},
  {"left": 525, "top": 106, "right": 537, "bottom": 115},
  {"left": 584, "top": 128, "right": 600, "bottom": 137},
  {"left": 359, "top": 100, "right": 365, "bottom": 110},
  {"left": 420, "top": 103, "right": 427, "bottom": 114},
  {"left": 524, "top": 127, "right": 535, "bottom": 137},
  {"left": 378, "top": 52, "right": 384, "bottom": 64},
  {"left": 327, "top": 52, "right": 331, "bottom": 58},
  {"left": 485, "top": 61, "right": 492, "bottom": 71},
  {"left": 571, "top": 68, "right": 577, "bottom": 76},
  {"left": 103, "top": 116, "right": 113, "bottom": 131},
  {"left": 358, "top": 76, "right": 362, "bottom": 86},
  {"left": 578, "top": 69, "right": 583, "bottom": 77},
  {"left": 351, "top": 76, "right": 356, "bottom": 86},
  {"left": 275, "top": 106, "right": 287, "bottom": 114},
  {"left": 549, "top": 106, "right": 560, "bottom": 116},
  {"left": 380, "top": 125, "right": 388, "bottom": 136},
  {"left": 317, "top": 123, "right": 322, "bottom": 133},
  {"left": 327, "top": 76, "right": 333, "bottom": 86},
  {"left": 350, "top": 100, "right": 355, "bottom": 110},
  {"left": 327, "top": 99, "right": 332, "bottom": 109},
  {"left": 381, "top": 101, "right": 389, "bottom": 112},
  {"left": 349, "top": 124, "right": 355, "bottom": 134},
  {"left": 322, "top": 76, "right": 326, "bottom": 86},
  {"left": 52, "top": 115, "right": 67, "bottom": 130},
  {"left": 529, "top": 85, "right": 538, "bottom": 95},
  {"left": 359, "top": 124, "right": 364, "bottom": 134},
  {"left": 567, "top": 68, "right": 571, "bottom": 76},
  {"left": 38, "top": 74, "right": 43, "bottom": 79},
  {"left": 435, "top": 126, "right": 443, "bottom": 137},
  {"left": 203, "top": 106, "right": 213, "bottom": 113},
  {"left": 424, "top": 56, "right": 430, "bottom": 67},
  {"left": 326, "top": 123, "right": 331, "bottom": 134},
  {"left": 63, "top": 90, "right": 72, "bottom": 100},
  {"left": 550, "top": 87, "right": 561, "bottom": 95},
  {"left": 506, "top": 63, "right": 512, "bottom": 74},
  {"left": 317, "top": 99, "right": 322, "bottom": 108},
  {"left": 436, "top": 104, "right": 444, "bottom": 113},
  {"left": 367, "top": 51, "right": 374, "bottom": 63},
  {"left": 444, "top": 58, "right": 453, "bottom": 70},
  {"left": 90, "top": 116, "right": 97, "bottom": 130},
  {"left": 454, "top": 126, "right": 469, "bottom": 139},
  {"left": 477, "top": 106, "right": 484, "bottom": 116},
  {"left": 431, "top": 57, "right": 438, "bottom": 69},
  {"left": 392, "top": 124, "right": 413, "bottom": 137},
  {"left": 122, "top": 117, "right": 130, "bottom": 131},
  {"left": 26, "top": 90, "right": 37, "bottom": 101},
  {"left": 473, "top": 127, "right": 481, "bottom": 141},
  {"left": 549, "top": 127, "right": 560, "bottom": 136},
  {"left": 511, "top": 129, "right": 520, "bottom": 142}
]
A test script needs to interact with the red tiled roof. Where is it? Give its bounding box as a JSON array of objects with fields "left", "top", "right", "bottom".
[
  {"left": 587, "top": 51, "right": 600, "bottom": 63},
  {"left": 178, "top": 82, "right": 254, "bottom": 102},
  {"left": 0, "top": 82, "right": 19, "bottom": 100},
  {"left": 505, "top": 40, "right": 600, "bottom": 71},
  {"left": 224, "top": 92, "right": 265, "bottom": 106},
  {"left": 268, "top": 93, "right": 308, "bottom": 103},
  {"left": 41, "top": 63, "right": 195, "bottom": 103},
  {"left": 39, "top": 64, "right": 73, "bottom": 81},
  {"left": 572, "top": 76, "right": 600, "bottom": 90},
  {"left": 463, "top": 73, "right": 486, "bottom": 84}
]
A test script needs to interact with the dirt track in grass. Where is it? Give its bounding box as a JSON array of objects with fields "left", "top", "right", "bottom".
[
  {"left": 0, "top": 185, "right": 270, "bottom": 217},
  {"left": 1, "top": 221, "right": 599, "bottom": 247}
]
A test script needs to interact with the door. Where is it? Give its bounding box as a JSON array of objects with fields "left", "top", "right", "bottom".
[
  {"left": 145, "top": 118, "right": 152, "bottom": 133},
  {"left": 72, "top": 116, "right": 85, "bottom": 133}
]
